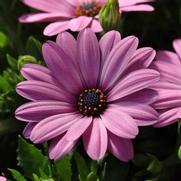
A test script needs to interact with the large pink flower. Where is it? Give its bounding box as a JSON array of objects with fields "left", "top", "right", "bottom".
[
  {"left": 19, "top": 0, "right": 154, "bottom": 36},
  {"left": 151, "top": 39, "right": 181, "bottom": 127},
  {"left": 0, "top": 177, "right": 6, "bottom": 181},
  {"left": 16, "top": 29, "right": 159, "bottom": 161}
]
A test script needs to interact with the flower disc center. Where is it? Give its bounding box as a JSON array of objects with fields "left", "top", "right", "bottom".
[
  {"left": 78, "top": 88, "right": 107, "bottom": 116},
  {"left": 75, "top": 2, "right": 102, "bottom": 17}
]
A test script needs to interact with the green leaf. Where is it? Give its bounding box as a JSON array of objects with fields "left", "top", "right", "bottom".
[
  {"left": 6, "top": 54, "right": 17, "bottom": 70},
  {"left": 17, "top": 55, "right": 37, "bottom": 70},
  {"left": 178, "top": 146, "right": 181, "bottom": 159},
  {"left": 17, "top": 136, "right": 49, "bottom": 179},
  {"left": 55, "top": 155, "right": 72, "bottom": 181},
  {"left": 0, "top": 32, "right": 9, "bottom": 48},
  {"left": 74, "top": 152, "right": 89, "bottom": 181},
  {"left": 8, "top": 168, "right": 27, "bottom": 181}
]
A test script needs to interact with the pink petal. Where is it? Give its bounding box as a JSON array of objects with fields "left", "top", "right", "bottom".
[
  {"left": 30, "top": 113, "right": 80, "bottom": 143},
  {"left": 65, "top": 117, "right": 92, "bottom": 141},
  {"left": 21, "top": 64, "right": 56, "bottom": 85},
  {"left": 173, "top": 39, "right": 181, "bottom": 60},
  {"left": 49, "top": 135, "right": 77, "bottom": 160},
  {"left": 99, "top": 31, "right": 121, "bottom": 64},
  {"left": 100, "top": 36, "right": 138, "bottom": 91},
  {"left": 115, "top": 101, "right": 158, "bottom": 126},
  {"left": 124, "top": 47, "right": 156, "bottom": 74},
  {"left": 23, "top": 122, "right": 37, "bottom": 138},
  {"left": 83, "top": 118, "right": 108, "bottom": 160},
  {"left": 19, "top": 13, "right": 70, "bottom": 23},
  {"left": 42, "top": 41, "right": 83, "bottom": 94},
  {"left": 90, "top": 19, "right": 103, "bottom": 32},
  {"left": 101, "top": 106, "right": 138, "bottom": 139},
  {"left": 21, "top": 0, "right": 74, "bottom": 13},
  {"left": 119, "top": 0, "right": 154, "bottom": 7},
  {"left": 154, "top": 108, "right": 181, "bottom": 127},
  {"left": 109, "top": 69, "right": 160, "bottom": 102},
  {"left": 120, "top": 5, "right": 154, "bottom": 12},
  {"left": 155, "top": 51, "right": 181, "bottom": 66},
  {"left": 16, "top": 80, "right": 74, "bottom": 103},
  {"left": 77, "top": 28, "right": 101, "bottom": 87},
  {"left": 43, "top": 21, "right": 70, "bottom": 36},
  {"left": 108, "top": 132, "right": 134, "bottom": 161},
  {"left": 69, "top": 17, "right": 92, "bottom": 32},
  {"left": 15, "top": 101, "right": 74, "bottom": 122}
]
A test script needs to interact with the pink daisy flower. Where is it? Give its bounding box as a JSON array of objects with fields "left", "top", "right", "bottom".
[
  {"left": 16, "top": 29, "right": 159, "bottom": 161},
  {"left": 151, "top": 39, "right": 181, "bottom": 127},
  {"left": 19, "top": 0, "right": 154, "bottom": 36}
]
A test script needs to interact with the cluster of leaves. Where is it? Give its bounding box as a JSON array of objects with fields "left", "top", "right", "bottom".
[{"left": 1, "top": 0, "right": 181, "bottom": 180}]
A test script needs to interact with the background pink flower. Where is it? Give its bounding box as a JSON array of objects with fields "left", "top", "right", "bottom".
[
  {"left": 19, "top": 0, "right": 154, "bottom": 36},
  {"left": 0, "top": 176, "right": 6, "bottom": 181},
  {"left": 151, "top": 39, "right": 181, "bottom": 127},
  {"left": 16, "top": 29, "right": 159, "bottom": 161}
]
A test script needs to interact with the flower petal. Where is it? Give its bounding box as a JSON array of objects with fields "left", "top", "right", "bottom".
[
  {"left": 30, "top": 113, "right": 80, "bottom": 143},
  {"left": 90, "top": 19, "right": 103, "bottom": 32},
  {"left": 42, "top": 41, "right": 83, "bottom": 94},
  {"left": 83, "top": 118, "right": 108, "bottom": 160},
  {"left": 69, "top": 16, "right": 92, "bottom": 32},
  {"left": 119, "top": 0, "right": 154, "bottom": 7},
  {"left": 100, "top": 36, "right": 138, "bottom": 90},
  {"left": 16, "top": 80, "right": 73, "bottom": 103},
  {"left": 120, "top": 5, "right": 154, "bottom": 12},
  {"left": 173, "top": 39, "right": 181, "bottom": 60},
  {"left": 115, "top": 101, "right": 158, "bottom": 126},
  {"left": 23, "top": 122, "right": 37, "bottom": 139},
  {"left": 108, "top": 132, "right": 134, "bottom": 161},
  {"left": 43, "top": 21, "right": 70, "bottom": 36},
  {"left": 101, "top": 106, "right": 138, "bottom": 139},
  {"left": 99, "top": 31, "right": 121, "bottom": 64},
  {"left": 154, "top": 108, "right": 181, "bottom": 127},
  {"left": 49, "top": 135, "right": 77, "bottom": 160},
  {"left": 77, "top": 28, "right": 101, "bottom": 87},
  {"left": 109, "top": 69, "right": 160, "bottom": 102},
  {"left": 15, "top": 101, "right": 74, "bottom": 122}
]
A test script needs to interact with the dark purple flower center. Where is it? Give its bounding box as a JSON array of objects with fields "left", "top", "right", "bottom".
[
  {"left": 75, "top": 1, "right": 102, "bottom": 17},
  {"left": 78, "top": 88, "right": 107, "bottom": 116}
]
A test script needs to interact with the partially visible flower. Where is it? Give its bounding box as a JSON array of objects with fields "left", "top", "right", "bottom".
[
  {"left": 0, "top": 176, "right": 6, "bottom": 181},
  {"left": 16, "top": 29, "right": 159, "bottom": 161},
  {"left": 19, "top": 0, "right": 154, "bottom": 36},
  {"left": 151, "top": 39, "right": 181, "bottom": 127}
]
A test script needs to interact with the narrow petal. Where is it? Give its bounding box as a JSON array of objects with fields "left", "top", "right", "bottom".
[
  {"left": 49, "top": 135, "right": 77, "bottom": 160},
  {"left": 99, "top": 31, "right": 121, "bottom": 64},
  {"left": 19, "top": 13, "right": 70, "bottom": 23},
  {"left": 77, "top": 28, "right": 101, "bottom": 87},
  {"left": 154, "top": 108, "right": 181, "bottom": 127},
  {"left": 69, "top": 17, "right": 92, "bottom": 32},
  {"left": 83, "top": 118, "right": 108, "bottom": 160},
  {"left": 16, "top": 80, "right": 74, "bottom": 103},
  {"left": 108, "top": 132, "right": 134, "bottom": 161},
  {"left": 124, "top": 48, "right": 156, "bottom": 74},
  {"left": 42, "top": 41, "right": 83, "bottom": 94},
  {"left": 173, "top": 39, "right": 181, "bottom": 60},
  {"left": 101, "top": 106, "right": 138, "bottom": 139},
  {"left": 21, "top": 64, "right": 56, "bottom": 85},
  {"left": 115, "top": 102, "right": 158, "bottom": 126},
  {"left": 100, "top": 36, "right": 138, "bottom": 90},
  {"left": 119, "top": 0, "right": 154, "bottom": 7},
  {"left": 120, "top": 5, "right": 154, "bottom": 12},
  {"left": 30, "top": 113, "right": 81, "bottom": 143},
  {"left": 43, "top": 21, "right": 70, "bottom": 36},
  {"left": 15, "top": 101, "right": 74, "bottom": 122},
  {"left": 109, "top": 69, "right": 160, "bottom": 102},
  {"left": 21, "top": 0, "right": 74, "bottom": 13},
  {"left": 23, "top": 122, "right": 37, "bottom": 139},
  {"left": 65, "top": 117, "right": 92, "bottom": 141},
  {"left": 90, "top": 19, "right": 103, "bottom": 32},
  {"left": 153, "top": 89, "right": 181, "bottom": 109},
  {"left": 155, "top": 51, "right": 181, "bottom": 66}
]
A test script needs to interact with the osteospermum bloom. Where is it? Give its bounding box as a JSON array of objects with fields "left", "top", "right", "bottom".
[
  {"left": 151, "top": 39, "right": 181, "bottom": 127},
  {"left": 16, "top": 29, "right": 159, "bottom": 161},
  {"left": 19, "top": 0, "right": 154, "bottom": 36},
  {"left": 0, "top": 177, "right": 6, "bottom": 181}
]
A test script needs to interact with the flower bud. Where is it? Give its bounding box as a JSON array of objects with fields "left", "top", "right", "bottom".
[
  {"left": 17, "top": 55, "right": 37, "bottom": 70},
  {"left": 99, "top": 0, "right": 121, "bottom": 32}
]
